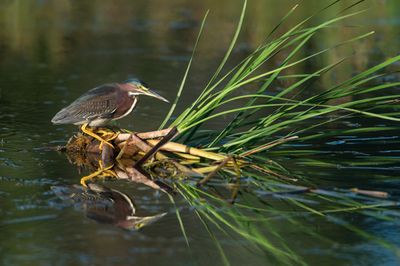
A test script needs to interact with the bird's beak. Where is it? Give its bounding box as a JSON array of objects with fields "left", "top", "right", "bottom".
[
  {"left": 140, "top": 86, "right": 169, "bottom": 103},
  {"left": 116, "top": 212, "right": 167, "bottom": 230}
]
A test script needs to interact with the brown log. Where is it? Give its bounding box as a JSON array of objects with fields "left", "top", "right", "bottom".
[
  {"left": 116, "top": 128, "right": 174, "bottom": 143},
  {"left": 146, "top": 140, "right": 227, "bottom": 161},
  {"left": 126, "top": 134, "right": 168, "bottom": 160},
  {"left": 114, "top": 165, "right": 162, "bottom": 190}
]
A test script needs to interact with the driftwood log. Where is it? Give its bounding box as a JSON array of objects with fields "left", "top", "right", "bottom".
[
  {"left": 61, "top": 127, "right": 304, "bottom": 191},
  {"left": 62, "top": 128, "right": 244, "bottom": 190}
]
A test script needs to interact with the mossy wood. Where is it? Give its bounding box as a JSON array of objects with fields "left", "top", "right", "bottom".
[{"left": 62, "top": 127, "right": 263, "bottom": 188}]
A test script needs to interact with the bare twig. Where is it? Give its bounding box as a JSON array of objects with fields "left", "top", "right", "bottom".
[
  {"left": 240, "top": 136, "right": 299, "bottom": 157},
  {"left": 197, "top": 156, "right": 232, "bottom": 186},
  {"left": 134, "top": 127, "right": 178, "bottom": 167},
  {"left": 250, "top": 164, "right": 298, "bottom": 182},
  {"left": 350, "top": 188, "right": 389, "bottom": 199},
  {"left": 228, "top": 157, "right": 241, "bottom": 204}
]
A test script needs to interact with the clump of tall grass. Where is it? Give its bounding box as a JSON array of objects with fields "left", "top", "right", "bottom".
[
  {"left": 160, "top": 1, "right": 400, "bottom": 155},
  {"left": 158, "top": 1, "right": 400, "bottom": 264}
]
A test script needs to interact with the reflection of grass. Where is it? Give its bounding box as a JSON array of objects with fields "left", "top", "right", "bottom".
[
  {"left": 159, "top": 1, "right": 400, "bottom": 264},
  {"left": 174, "top": 162, "right": 400, "bottom": 265}
]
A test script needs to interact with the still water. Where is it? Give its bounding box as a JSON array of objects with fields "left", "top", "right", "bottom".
[{"left": 1, "top": 0, "right": 400, "bottom": 265}]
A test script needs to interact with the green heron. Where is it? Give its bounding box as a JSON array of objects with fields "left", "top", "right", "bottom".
[{"left": 51, "top": 78, "right": 169, "bottom": 148}]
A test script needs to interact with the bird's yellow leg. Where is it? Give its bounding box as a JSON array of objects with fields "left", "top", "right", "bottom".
[
  {"left": 96, "top": 128, "right": 116, "bottom": 137},
  {"left": 80, "top": 161, "right": 115, "bottom": 187},
  {"left": 80, "top": 168, "right": 103, "bottom": 187},
  {"left": 98, "top": 131, "right": 120, "bottom": 150},
  {"left": 98, "top": 169, "right": 117, "bottom": 179},
  {"left": 102, "top": 131, "right": 120, "bottom": 142},
  {"left": 80, "top": 123, "right": 114, "bottom": 149},
  {"left": 96, "top": 159, "right": 117, "bottom": 179},
  {"left": 97, "top": 129, "right": 121, "bottom": 141}
]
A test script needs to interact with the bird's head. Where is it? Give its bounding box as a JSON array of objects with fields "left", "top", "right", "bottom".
[{"left": 122, "top": 78, "right": 169, "bottom": 103}]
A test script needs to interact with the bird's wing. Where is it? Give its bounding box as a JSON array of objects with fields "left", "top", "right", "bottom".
[{"left": 52, "top": 84, "right": 119, "bottom": 124}]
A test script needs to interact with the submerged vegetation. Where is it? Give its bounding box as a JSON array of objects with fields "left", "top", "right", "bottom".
[{"left": 57, "top": 1, "right": 400, "bottom": 265}]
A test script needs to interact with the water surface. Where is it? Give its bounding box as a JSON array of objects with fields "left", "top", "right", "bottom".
[{"left": 1, "top": 1, "right": 400, "bottom": 265}]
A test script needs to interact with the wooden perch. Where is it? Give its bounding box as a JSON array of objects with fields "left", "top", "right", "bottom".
[
  {"left": 62, "top": 127, "right": 293, "bottom": 190},
  {"left": 116, "top": 128, "right": 174, "bottom": 142}
]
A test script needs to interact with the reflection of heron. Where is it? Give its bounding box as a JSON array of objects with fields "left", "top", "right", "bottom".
[{"left": 52, "top": 184, "right": 167, "bottom": 230}]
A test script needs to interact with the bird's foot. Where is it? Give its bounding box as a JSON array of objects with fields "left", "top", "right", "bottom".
[
  {"left": 96, "top": 127, "right": 117, "bottom": 137},
  {"left": 97, "top": 129, "right": 120, "bottom": 150},
  {"left": 80, "top": 123, "right": 115, "bottom": 149},
  {"left": 80, "top": 160, "right": 116, "bottom": 187}
]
